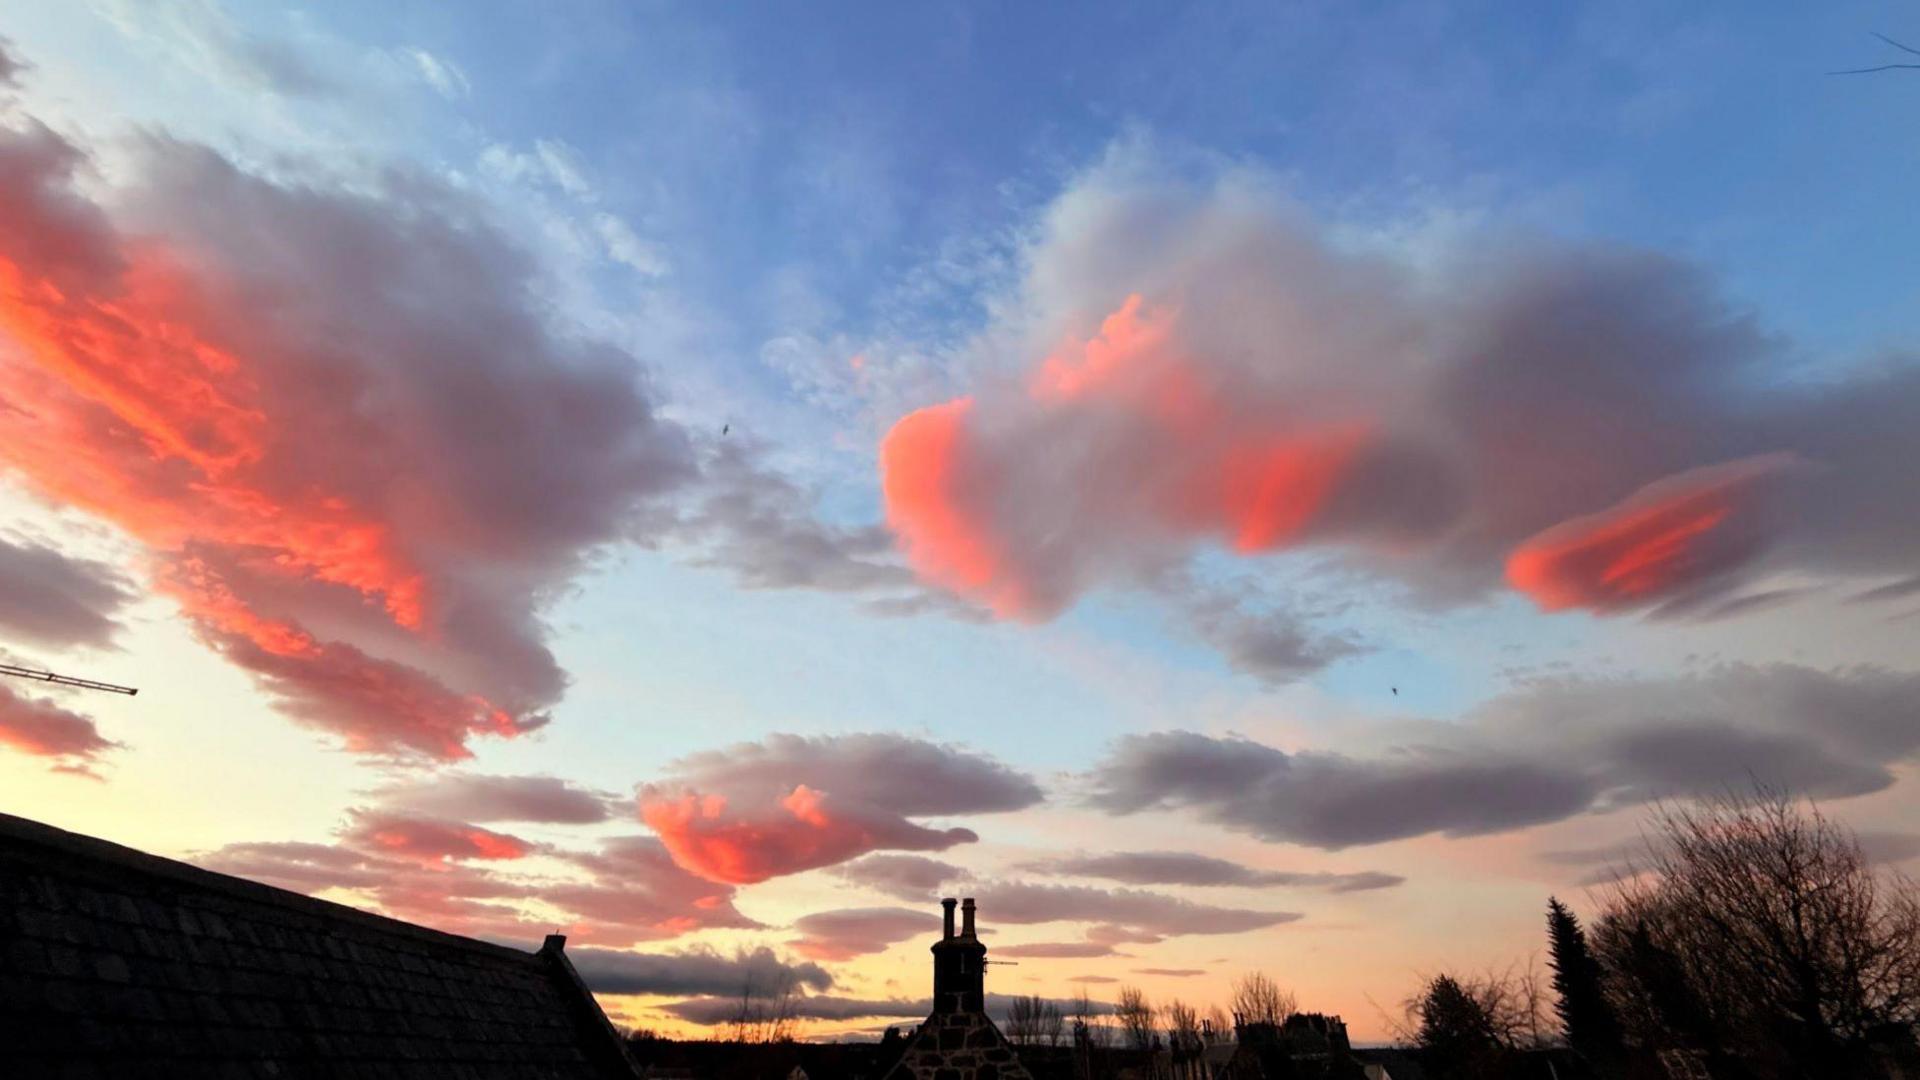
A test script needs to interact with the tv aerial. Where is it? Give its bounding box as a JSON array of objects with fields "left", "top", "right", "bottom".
[{"left": 0, "top": 661, "right": 138, "bottom": 696}]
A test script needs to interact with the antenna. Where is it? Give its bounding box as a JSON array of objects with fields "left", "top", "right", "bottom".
[{"left": 0, "top": 662, "right": 138, "bottom": 696}]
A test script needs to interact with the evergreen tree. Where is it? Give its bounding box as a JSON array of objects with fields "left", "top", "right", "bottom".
[
  {"left": 1416, "top": 974, "right": 1501, "bottom": 1078},
  {"left": 1547, "top": 897, "right": 1624, "bottom": 1065}
]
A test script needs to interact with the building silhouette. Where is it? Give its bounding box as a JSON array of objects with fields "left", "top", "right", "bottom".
[
  {"left": 883, "top": 897, "right": 1034, "bottom": 1080},
  {"left": 0, "top": 811, "right": 639, "bottom": 1077}
]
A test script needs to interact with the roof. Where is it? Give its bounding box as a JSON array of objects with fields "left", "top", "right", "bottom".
[{"left": 0, "top": 810, "right": 640, "bottom": 1078}]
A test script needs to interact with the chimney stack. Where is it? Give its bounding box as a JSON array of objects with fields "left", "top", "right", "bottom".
[
  {"left": 961, "top": 897, "right": 977, "bottom": 939},
  {"left": 941, "top": 897, "right": 957, "bottom": 940}
]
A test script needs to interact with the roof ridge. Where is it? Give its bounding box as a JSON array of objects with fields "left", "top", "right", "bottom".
[{"left": 0, "top": 809, "right": 541, "bottom": 963}]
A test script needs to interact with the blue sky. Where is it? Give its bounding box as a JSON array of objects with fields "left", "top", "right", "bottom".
[{"left": 0, "top": 0, "right": 1916, "bottom": 1039}]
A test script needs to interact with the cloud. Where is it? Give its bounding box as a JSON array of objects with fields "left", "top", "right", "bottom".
[
  {"left": 640, "top": 784, "right": 976, "bottom": 886},
  {"left": 1020, "top": 851, "right": 1402, "bottom": 893},
  {"left": 0, "top": 97, "right": 690, "bottom": 759},
  {"left": 637, "top": 733, "right": 1040, "bottom": 884},
  {"left": 1505, "top": 454, "right": 1803, "bottom": 613},
  {"left": 568, "top": 945, "right": 832, "bottom": 997},
  {"left": 663, "top": 995, "right": 928, "bottom": 1026},
  {"left": 367, "top": 773, "right": 617, "bottom": 824},
  {"left": 400, "top": 47, "right": 469, "bottom": 100},
  {"left": 873, "top": 149, "right": 1920, "bottom": 633},
  {"left": 91, "top": 0, "right": 339, "bottom": 99},
  {"left": 671, "top": 440, "right": 947, "bottom": 605},
  {"left": 1543, "top": 828, "right": 1920, "bottom": 887},
  {"left": 661, "top": 992, "right": 1112, "bottom": 1027},
  {"left": 0, "top": 37, "right": 24, "bottom": 91},
  {"left": 832, "top": 854, "right": 967, "bottom": 901},
  {"left": 198, "top": 828, "right": 756, "bottom": 949},
  {"left": 0, "top": 682, "right": 117, "bottom": 772},
  {"left": 789, "top": 906, "right": 933, "bottom": 960},
  {"left": 1160, "top": 569, "right": 1363, "bottom": 685},
  {"left": 1088, "top": 664, "right": 1920, "bottom": 849},
  {"left": 1133, "top": 968, "right": 1206, "bottom": 977},
  {"left": 0, "top": 537, "right": 133, "bottom": 648},
  {"left": 996, "top": 941, "right": 1121, "bottom": 959},
  {"left": 970, "top": 881, "right": 1298, "bottom": 940},
  {"left": 339, "top": 810, "right": 533, "bottom": 863}
]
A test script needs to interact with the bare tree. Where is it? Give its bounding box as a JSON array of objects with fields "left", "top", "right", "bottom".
[
  {"left": 727, "top": 952, "right": 799, "bottom": 1043},
  {"left": 1038, "top": 996, "right": 1067, "bottom": 1048},
  {"left": 1229, "top": 972, "right": 1296, "bottom": 1028},
  {"left": 1116, "top": 985, "right": 1156, "bottom": 1053},
  {"left": 1833, "top": 32, "right": 1920, "bottom": 74},
  {"left": 1162, "top": 998, "right": 1203, "bottom": 1079},
  {"left": 1004, "top": 995, "right": 1065, "bottom": 1049},
  {"left": 1072, "top": 987, "right": 1107, "bottom": 1049},
  {"left": 1593, "top": 787, "right": 1920, "bottom": 1075},
  {"left": 1394, "top": 964, "right": 1553, "bottom": 1060},
  {"left": 1006, "top": 994, "right": 1040, "bottom": 1047}
]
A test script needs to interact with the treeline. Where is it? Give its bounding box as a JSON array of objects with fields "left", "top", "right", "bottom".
[{"left": 1404, "top": 787, "right": 1920, "bottom": 1079}]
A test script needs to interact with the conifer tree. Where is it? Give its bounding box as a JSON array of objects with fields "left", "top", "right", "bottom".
[{"left": 1547, "top": 896, "right": 1623, "bottom": 1065}]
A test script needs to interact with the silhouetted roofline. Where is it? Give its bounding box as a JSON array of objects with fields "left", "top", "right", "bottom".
[{"left": 0, "top": 810, "right": 539, "bottom": 961}]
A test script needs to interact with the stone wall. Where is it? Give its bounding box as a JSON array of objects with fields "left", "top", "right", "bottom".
[{"left": 884, "top": 1009, "right": 1034, "bottom": 1080}]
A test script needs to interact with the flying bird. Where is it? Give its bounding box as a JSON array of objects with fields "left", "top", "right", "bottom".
[
  {"left": 722, "top": 423, "right": 730, "bottom": 435},
  {"left": 1391, "top": 686, "right": 1398, "bottom": 696}
]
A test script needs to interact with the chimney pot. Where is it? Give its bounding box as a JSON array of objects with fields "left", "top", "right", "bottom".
[
  {"left": 961, "top": 897, "right": 977, "bottom": 938},
  {"left": 941, "top": 898, "right": 957, "bottom": 940}
]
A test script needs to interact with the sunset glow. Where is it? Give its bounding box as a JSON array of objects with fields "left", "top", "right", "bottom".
[{"left": 1, "top": 3, "right": 1915, "bottom": 1056}]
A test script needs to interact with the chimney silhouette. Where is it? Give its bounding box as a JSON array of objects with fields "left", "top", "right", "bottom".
[
  {"left": 942, "top": 897, "right": 957, "bottom": 940},
  {"left": 930, "top": 896, "right": 986, "bottom": 1014}
]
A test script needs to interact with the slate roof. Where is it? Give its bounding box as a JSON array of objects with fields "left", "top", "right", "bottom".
[{"left": 0, "top": 810, "right": 640, "bottom": 1079}]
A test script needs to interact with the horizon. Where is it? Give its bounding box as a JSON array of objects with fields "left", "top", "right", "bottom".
[{"left": 0, "top": 1, "right": 1916, "bottom": 1048}]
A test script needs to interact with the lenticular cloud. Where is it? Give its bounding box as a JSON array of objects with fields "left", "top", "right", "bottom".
[{"left": 878, "top": 158, "right": 1920, "bottom": 622}]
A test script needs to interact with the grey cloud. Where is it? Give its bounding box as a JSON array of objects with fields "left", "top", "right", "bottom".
[
  {"left": 873, "top": 151, "right": 1920, "bottom": 631},
  {"left": 655, "top": 732, "right": 1043, "bottom": 817},
  {"left": 0, "top": 538, "right": 132, "bottom": 649},
  {"left": 1089, "top": 664, "right": 1920, "bottom": 849},
  {"left": 0, "top": 683, "right": 119, "bottom": 773},
  {"left": 996, "top": 942, "right": 1121, "bottom": 959},
  {"left": 833, "top": 854, "right": 967, "bottom": 901},
  {"left": 972, "top": 880, "right": 1298, "bottom": 939},
  {"left": 663, "top": 991, "right": 1112, "bottom": 1027},
  {"left": 368, "top": 773, "right": 617, "bottom": 824},
  {"left": 790, "top": 906, "right": 933, "bottom": 960},
  {"left": 0, "top": 37, "right": 24, "bottom": 90},
  {"left": 664, "top": 994, "right": 926, "bottom": 1025},
  {"left": 1021, "top": 851, "right": 1402, "bottom": 893},
  {"left": 662, "top": 439, "right": 988, "bottom": 623},
  {"left": 1165, "top": 572, "right": 1364, "bottom": 686},
  {"left": 197, "top": 830, "right": 755, "bottom": 949},
  {"left": 1851, "top": 576, "right": 1920, "bottom": 604},
  {"left": 568, "top": 946, "right": 831, "bottom": 998}
]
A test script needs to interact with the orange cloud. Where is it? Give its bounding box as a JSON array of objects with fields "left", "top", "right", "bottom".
[
  {"left": 1507, "top": 455, "right": 1801, "bottom": 613},
  {"left": 639, "top": 784, "right": 977, "bottom": 885},
  {"left": 342, "top": 811, "right": 534, "bottom": 863},
  {"left": 0, "top": 683, "right": 118, "bottom": 771},
  {"left": 0, "top": 110, "right": 686, "bottom": 758},
  {"left": 878, "top": 295, "right": 1377, "bottom": 618}
]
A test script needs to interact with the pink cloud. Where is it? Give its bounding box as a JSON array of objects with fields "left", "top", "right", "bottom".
[
  {"left": 0, "top": 102, "right": 688, "bottom": 760},
  {"left": 639, "top": 784, "right": 975, "bottom": 885},
  {"left": 0, "top": 683, "right": 117, "bottom": 772}
]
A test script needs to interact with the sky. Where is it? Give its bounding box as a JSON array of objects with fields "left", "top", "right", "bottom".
[{"left": 0, "top": 0, "right": 1917, "bottom": 1043}]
